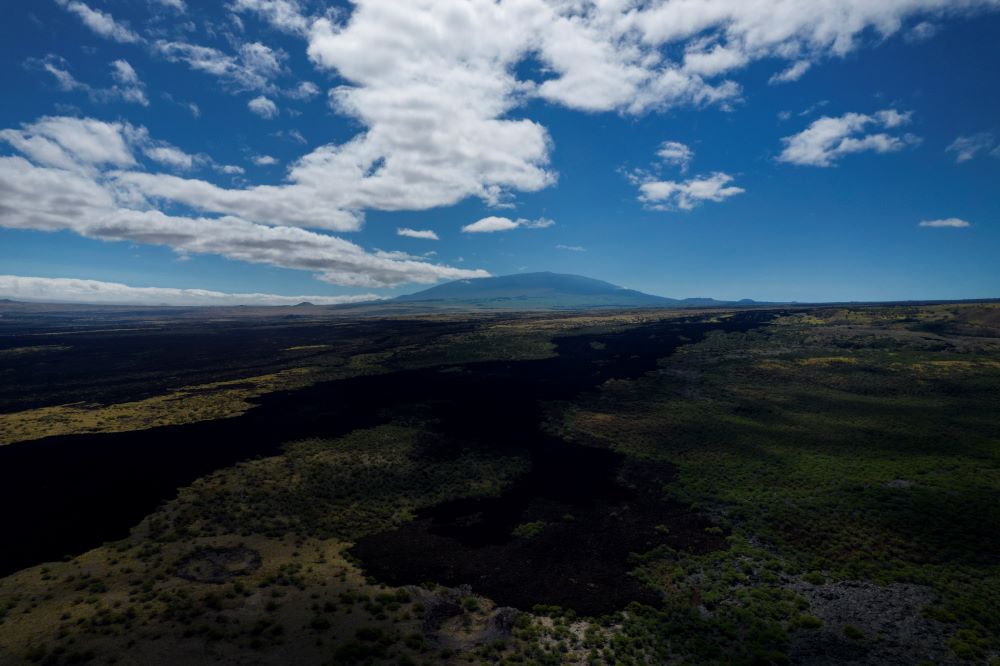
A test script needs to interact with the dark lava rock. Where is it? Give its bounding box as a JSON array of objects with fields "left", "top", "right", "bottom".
[
  {"left": 408, "top": 585, "right": 521, "bottom": 649},
  {"left": 481, "top": 607, "right": 521, "bottom": 642},
  {"left": 789, "top": 579, "right": 962, "bottom": 665}
]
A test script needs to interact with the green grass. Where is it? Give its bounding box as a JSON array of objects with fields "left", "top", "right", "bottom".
[
  {"left": 153, "top": 425, "right": 530, "bottom": 543},
  {"left": 561, "top": 305, "right": 1000, "bottom": 662},
  {"left": 2, "top": 303, "right": 998, "bottom": 665}
]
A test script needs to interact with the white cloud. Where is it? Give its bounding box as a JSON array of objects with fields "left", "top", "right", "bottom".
[
  {"left": 32, "top": 56, "right": 84, "bottom": 92},
  {"left": 125, "top": 124, "right": 205, "bottom": 171},
  {"left": 0, "top": 275, "right": 381, "bottom": 306},
  {"left": 18, "top": 2, "right": 1000, "bottom": 289},
  {"left": 462, "top": 217, "right": 520, "bottom": 234},
  {"left": 285, "top": 81, "right": 320, "bottom": 100},
  {"left": 150, "top": 0, "right": 186, "bottom": 11},
  {"left": 0, "top": 116, "right": 226, "bottom": 176},
  {"left": 799, "top": 100, "right": 831, "bottom": 117},
  {"left": 251, "top": 154, "right": 278, "bottom": 165},
  {"left": 778, "top": 109, "right": 919, "bottom": 167},
  {"left": 683, "top": 43, "right": 749, "bottom": 77},
  {"left": 0, "top": 116, "right": 136, "bottom": 171},
  {"left": 110, "top": 59, "right": 139, "bottom": 86},
  {"left": 946, "top": 133, "right": 997, "bottom": 163},
  {"left": 248, "top": 95, "right": 279, "bottom": 119},
  {"left": 30, "top": 56, "right": 148, "bottom": 106},
  {"left": 875, "top": 109, "right": 912, "bottom": 128},
  {"left": 153, "top": 40, "right": 286, "bottom": 92},
  {"left": 55, "top": 0, "right": 141, "bottom": 43},
  {"left": 48, "top": 1, "right": 993, "bottom": 261},
  {"left": 108, "top": 59, "right": 149, "bottom": 105},
  {"left": 638, "top": 172, "right": 745, "bottom": 211},
  {"left": 556, "top": 244, "right": 585, "bottom": 252},
  {"left": 656, "top": 141, "right": 694, "bottom": 171},
  {"left": 143, "top": 145, "right": 195, "bottom": 170},
  {"left": 918, "top": 218, "right": 972, "bottom": 228},
  {"left": 769, "top": 60, "right": 812, "bottom": 85},
  {"left": 461, "top": 216, "right": 554, "bottom": 233},
  {"left": 0, "top": 116, "right": 488, "bottom": 288},
  {"left": 397, "top": 228, "right": 439, "bottom": 240},
  {"left": 629, "top": 1, "right": 995, "bottom": 56},
  {"left": 906, "top": 21, "right": 940, "bottom": 42},
  {"left": 229, "top": 0, "right": 310, "bottom": 36},
  {"left": 277, "top": 129, "right": 307, "bottom": 144},
  {"left": 629, "top": 142, "right": 742, "bottom": 211}
]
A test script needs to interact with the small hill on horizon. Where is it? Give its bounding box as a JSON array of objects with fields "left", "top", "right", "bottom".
[{"left": 394, "top": 272, "right": 752, "bottom": 310}]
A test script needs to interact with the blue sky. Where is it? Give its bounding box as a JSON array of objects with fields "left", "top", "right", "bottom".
[{"left": 1, "top": 0, "right": 998, "bottom": 305}]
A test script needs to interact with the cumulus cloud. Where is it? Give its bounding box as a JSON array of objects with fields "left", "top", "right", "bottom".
[
  {"left": 251, "top": 154, "right": 278, "bottom": 165},
  {"left": 461, "top": 216, "right": 554, "bottom": 233},
  {"left": 28, "top": 55, "right": 84, "bottom": 92},
  {"left": 638, "top": 173, "right": 745, "bottom": 211},
  {"left": 397, "top": 228, "right": 439, "bottom": 240},
  {"left": 556, "top": 244, "right": 585, "bottom": 252},
  {"left": 906, "top": 21, "right": 940, "bottom": 42},
  {"left": 946, "top": 133, "right": 998, "bottom": 163},
  {"left": 285, "top": 81, "right": 320, "bottom": 100},
  {"left": 682, "top": 43, "right": 749, "bottom": 77},
  {"left": 778, "top": 109, "right": 920, "bottom": 167},
  {"left": 150, "top": 0, "right": 186, "bottom": 11},
  {"left": 0, "top": 116, "right": 489, "bottom": 288},
  {"left": 300, "top": 0, "right": 1000, "bottom": 126},
  {"left": 29, "top": 56, "right": 148, "bottom": 106},
  {"left": 153, "top": 40, "right": 286, "bottom": 93},
  {"left": 56, "top": 0, "right": 141, "bottom": 43},
  {"left": 918, "top": 218, "right": 972, "bottom": 228},
  {"left": 769, "top": 60, "right": 812, "bottom": 85},
  {"left": 142, "top": 145, "right": 195, "bottom": 170},
  {"left": 0, "top": 275, "right": 381, "bottom": 306},
  {"left": 629, "top": 141, "right": 741, "bottom": 212},
  {"left": 108, "top": 59, "right": 149, "bottom": 105},
  {"left": 248, "top": 95, "right": 279, "bottom": 118},
  {"left": 463, "top": 217, "right": 520, "bottom": 233},
  {"left": 38, "top": 1, "right": 993, "bottom": 261},
  {"left": 21, "top": 2, "right": 1000, "bottom": 287},
  {"left": 0, "top": 116, "right": 246, "bottom": 180},
  {"left": 229, "top": 0, "right": 310, "bottom": 36},
  {"left": 656, "top": 141, "right": 694, "bottom": 171},
  {"left": 110, "top": 59, "right": 139, "bottom": 85},
  {"left": 0, "top": 116, "right": 136, "bottom": 171}
]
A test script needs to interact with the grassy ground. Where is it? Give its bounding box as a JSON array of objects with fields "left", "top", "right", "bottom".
[
  {"left": 0, "top": 304, "right": 997, "bottom": 664},
  {"left": 557, "top": 304, "right": 1000, "bottom": 664},
  {"left": 0, "top": 309, "right": 663, "bottom": 445}
]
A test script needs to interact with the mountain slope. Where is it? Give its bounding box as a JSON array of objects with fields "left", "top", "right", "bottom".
[{"left": 394, "top": 272, "right": 746, "bottom": 310}]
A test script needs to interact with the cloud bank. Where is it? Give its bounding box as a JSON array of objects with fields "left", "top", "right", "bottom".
[
  {"left": 0, "top": 116, "right": 489, "bottom": 288},
  {"left": 0, "top": 275, "right": 380, "bottom": 306},
  {"left": 31, "top": 0, "right": 1000, "bottom": 288}
]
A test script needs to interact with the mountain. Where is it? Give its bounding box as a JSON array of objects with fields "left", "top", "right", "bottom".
[{"left": 394, "top": 272, "right": 755, "bottom": 310}]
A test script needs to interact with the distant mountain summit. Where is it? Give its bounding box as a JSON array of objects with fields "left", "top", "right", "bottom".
[{"left": 395, "top": 272, "right": 753, "bottom": 310}]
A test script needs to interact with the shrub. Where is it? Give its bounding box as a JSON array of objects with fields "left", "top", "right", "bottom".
[{"left": 843, "top": 625, "right": 864, "bottom": 640}]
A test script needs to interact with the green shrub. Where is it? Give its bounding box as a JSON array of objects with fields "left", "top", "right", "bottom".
[{"left": 843, "top": 625, "right": 864, "bottom": 640}]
